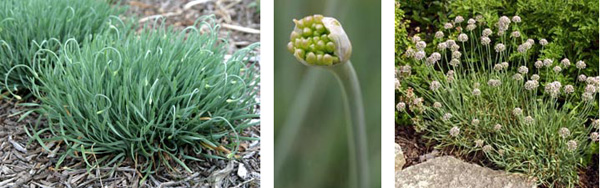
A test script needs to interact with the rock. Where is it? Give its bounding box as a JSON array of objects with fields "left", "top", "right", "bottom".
[
  {"left": 396, "top": 156, "right": 536, "bottom": 188},
  {"left": 395, "top": 143, "right": 405, "bottom": 171}
]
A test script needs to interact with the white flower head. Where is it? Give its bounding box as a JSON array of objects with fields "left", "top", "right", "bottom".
[
  {"left": 576, "top": 60, "right": 586, "bottom": 69},
  {"left": 433, "top": 102, "right": 442, "bottom": 108},
  {"left": 524, "top": 80, "right": 539, "bottom": 91},
  {"left": 437, "top": 42, "right": 448, "bottom": 50},
  {"left": 563, "top": 85, "right": 574, "bottom": 94},
  {"left": 457, "top": 33, "right": 469, "bottom": 42},
  {"left": 582, "top": 92, "right": 594, "bottom": 102},
  {"left": 472, "top": 88, "right": 481, "bottom": 96},
  {"left": 471, "top": 118, "right": 480, "bottom": 126},
  {"left": 531, "top": 74, "right": 540, "bottom": 81},
  {"left": 450, "top": 44, "right": 460, "bottom": 52},
  {"left": 524, "top": 116, "right": 535, "bottom": 125},
  {"left": 494, "top": 124, "right": 502, "bottom": 131},
  {"left": 585, "top": 84, "right": 597, "bottom": 94},
  {"left": 561, "top": 58, "right": 570, "bottom": 67},
  {"left": 466, "top": 24, "right": 477, "bottom": 31},
  {"left": 480, "top": 36, "right": 491, "bottom": 46},
  {"left": 591, "top": 132, "right": 599, "bottom": 142},
  {"left": 545, "top": 81, "right": 562, "bottom": 98},
  {"left": 553, "top": 66, "right": 562, "bottom": 73},
  {"left": 543, "top": 59, "right": 553, "bottom": 67},
  {"left": 534, "top": 60, "right": 543, "bottom": 69},
  {"left": 450, "top": 126, "right": 460, "bottom": 137},
  {"left": 446, "top": 40, "right": 456, "bottom": 47},
  {"left": 396, "top": 102, "right": 406, "bottom": 111},
  {"left": 450, "top": 59, "right": 461, "bottom": 67},
  {"left": 488, "top": 79, "right": 502, "bottom": 87},
  {"left": 494, "top": 43, "right": 506, "bottom": 52},
  {"left": 511, "top": 31, "right": 521, "bottom": 38},
  {"left": 482, "top": 145, "right": 493, "bottom": 153},
  {"left": 512, "top": 15, "right": 521, "bottom": 23},
  {"left": 567, "top": 140, "right": 578, "bottom": 151},
  {"left": 512, "top": 73, "right": 523, "bottom": 81},
  {"left": 455, "top": 16, "right": 464, "bottom": 24},
  {"left": 494, "top": 64, "right": 503, "bottom": 71},
  {"left": 526, "top": 39, "right": 535, "bottom": 45},
  {"left": 558, "top": 127, "right": 570, "bottom": 138},
  {"left": 501, "top": 62, "right": 509, "bottom": 69},
  {"left": 482, "top": 28, "right": 493, "bottom": 37},
  {"left": 452, "top": 51, "right": 462, "bottom": 59},
  {"left": 414, "top": 51, "right": 426, "bottom": 60},
  {"left": 444, "top": 22, "right": 454, "bottom": 29},
  {"left": 430, "top": 81, "right": 441, "bottom": 91},
  {"left": 435, "top": 31, "right": 445, "bottom": 39},
  {"left": 412, "top": 35, "right": 421, "bottom": 43},
  {"left": 578, "top": 74, "right": 588, "bottom": 82},
  {"left": 404, "top": 48, "right": 415, "bottom": 58},
  {"left": 475, "top": 139, "right": 484, "bottom": 147},
  {"left": 468, "top": 18, "right": 476, "bottom": 25},
  {"left": 518, "top": 66, "right": 529, "bottom": 74},
  {"left": 513, "top": 108, "right": 523, "bottom": 116},
  {"left": 539, "top": 39, "right": 548, "bottom": 46},
  {"left": 442, "top": 113, "right": 453, "bottom": 121},
  {"left": 416, "top": 41, "right": 427, "bottom": 50}
]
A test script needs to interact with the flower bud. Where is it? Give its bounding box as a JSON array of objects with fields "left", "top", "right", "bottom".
[{"left": 289, "top": 15, "right": 351, "bottom": 66}]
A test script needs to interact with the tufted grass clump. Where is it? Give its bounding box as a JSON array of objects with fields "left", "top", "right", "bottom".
[
  {"left": 399, "top": 15, "right": 599, "bottom": 187},
  {"left": 0, "top": 0, "right": 123, "bottom": 94},
  {"left": 22, "top": 17, "right": 259, "bottom": 180}
]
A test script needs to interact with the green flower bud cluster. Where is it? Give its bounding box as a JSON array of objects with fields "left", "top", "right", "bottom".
[{"left": 287, "top": 14, "right": 340, "bottom": 66}]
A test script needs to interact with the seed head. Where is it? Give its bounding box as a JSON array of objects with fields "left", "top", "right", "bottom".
[
  {"left": 539, "top": 39, "right": 548, "bottom": 46},
  {"left": 576, "top": 60, "right": 586, "bottom": 69},
  {"left": 435, "top": 31, "right": 444, "bottom": 39},
  {"left": 289, "top": 15, "right": 351, "bottom": 66},
  {"left": 475, "top": 139, "right": 484, "bottom": 147},
  {"left": 566, "top": 140, "right": 577, "bottom": 151},
  {"left": 558, "top": 127, "right": 570, "bottom": 138},
  {"left": 450, "top": 126, "right": 460, "bottom": 137},
  {"left": 512, "top": 108, "right": 523, "bottom": 116}
]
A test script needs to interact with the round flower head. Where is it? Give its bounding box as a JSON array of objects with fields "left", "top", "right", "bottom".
[
  {"left": 412, "top": 35, "right": 421, "bottom": 43},
  {"left": 437, "top": 42, "right": 448, "bottom": 50},
  {"left": 531, "top": 74, "right": 540, "bottom": 81},
  {"left": 498, "top": 149, "right": 505, "bottom": 156},
  {"left": 553, "top": 66, "right": 562, "bottom": 73},
  {"left": 526, "top": 39, "right": 535, "bottom": 45},
  {"left": 511, "top": 31, "right": 521, "bottom": 38},
  {"left": 394, "top": 79, "right": 401, "bottom": 90},
  {"left": 563, "top": 85, "right": 574, "bottom": 94},
  {"left": 539, "top": 39, "right": 548, "bottom": 46},
  {"left": 582, "top": 92, "right": 594, "bottom": 102},
  {"left": 416, "top": 41, "right": 427, "bottom": 50},
  {"left": 444, "top": 22, "right": 454, "bottom": 29},
  {"left": 442, "top": 113, "right": 453, "bottom": 121},
  {"left": 494, "top": 64, "right": 503, "bottom": 71},
  {"left": 450, "top": 59, "right": 460, "bottom": 67},
  {"left": 545, "top": 81, "right": 562, "bottom": 98},
  {"left": 435, "top": 31, "right": 444, "bottom": 39},
  {"left": 488, "top": 79, "right": 501, "bottom": 87},
  {"left": 524, "top": 80, "right": 539, "bottom": 91},
  {"left": 543, "top": 59, "right": 553, "bottom": 67},
  {"left": 466, "top": 24, "right": 477, "bottom": 31},
  {"left": 480, "top": 37, "right": 491, "bottom": 46},
  {"left": 475, "top": 15, "right": 484, "bottom": 22},
  {"left": 433, "top": 102, "right": 442, "bottom": 108},
  {"left": 585, "top": 84, "right": 597, "bottom": 94},
  {"left": 472, "top": 88, "right": 481, "bottom": 96},
  {"left": 534, "top": 60, "right": 543, "bottom": 69},
  {"left": 289, "top": 15, "right": 351, "bottom": 66},
  {"left": 454, "top": 16, "right": 464, "bottom": 24},
  {"left": 587, "top": 77, "right": 600, "bottom": 86},
  {"left": 578, "top": 74, "right": 587, "bottom": 82},
  {"left": 396, "top": 102, "right": 406, "bottom": 112},
  {"left": 482, "top": 28, "right": 493, "bottom": 37},
  {"left": 494, "top": 43, "right": 506, "bottom": 53},
  {"left": 457, "top": 33, "right": 469, "bottom": 42},
  {"left": 482, "top": 145, "right": 493, "bottom": 153},
  {"left": 517, "top": 43, "right": 531, "bottom": 53},
  {"left": 450, "top": 44, "right": 460, "bottom": 52},
  {"left": 518, "top": 66, "right": 529, "bottom": 74},
  {"left": 566, "top": 140, "right": 577, "bottom": 151},
  {"left": 576, "top": 60, "right": 586, "bottom": 69},
  {"left": 412, "top": 97, "right": 423, "bottom": 106},
  {"left": 475, "top": 139, "right": 484, "bottom": 147},
  {"left": 468, "top": 18, "right": 476, "bottom": 25},
  {"left": 512, "top": 73, "right": 523, "bottom": 81},
  {"left": 524, "top": 116, "right": 535, "bottom": 125},
  {"left": 500, "top": 62, "right": 509, "bottom": 69},
  {"left": 446, "top": 40, "right": 457, "bottom": 47},
  {"left": 494, "top": 124, "right": 502, "bottom": 131},
  {"left": 591, "top": 132, "right": 599, "bottom": 142},
  {"left": 452, "top": 51, "right": 462, "bottom": 59},
  {"left": 512, "top": 16, "right": 521, "bottom": 23},
  {"left": 471, "top": 118, "right": 480, "bottom": 126},
  {"left": 404, "top": 48, "right": 415, "bottom": 58},
  {"left": 513, "top": 108, "right": 523, "bottom": 116},
  {"left": 450, "top": 126, "right": 460, "bottom": 137},
  {"left": 558, "top": 127, "right": 570, "bottom": 138},
  {"left": 561, "top": 58, "right": 570, "bottom": 67},
  {"left": 414, "top": 51, "right": 426, "bottom": 60},
  {"left": 430, "top": 81, "right": 441, "bottom": 91}
]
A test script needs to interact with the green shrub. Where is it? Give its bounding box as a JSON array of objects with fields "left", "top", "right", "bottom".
[
  {"left": 399, "top": 15, "right": 599, "bottom": 187},
  {"left": 0, "top": 0, "right": 123, "bottom": 93},
  {"left": 23, "top": 17, "right": 259, "bottom": 180}
]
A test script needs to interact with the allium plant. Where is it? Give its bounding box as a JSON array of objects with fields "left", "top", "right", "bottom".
[
  {"left": 399, "top": 15, "right": 599, "bottom": 186},
  {"left": 21, "top": 17, "right": 259, "bottom": 181},
  {"left": 0, "top": 0, "right": 123, "bottom": 94}
]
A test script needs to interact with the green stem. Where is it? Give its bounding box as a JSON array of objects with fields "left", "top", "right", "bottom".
[{"left": 327, "top": 61, "right": 369, "bottom": 188}]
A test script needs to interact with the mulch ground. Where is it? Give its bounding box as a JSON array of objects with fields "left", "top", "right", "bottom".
[
  {"left": 0, "top": 0, "right": 260, "bottom": 187},
  {"left": 396, "top": 124, "right": 599, "bottom": 188}
]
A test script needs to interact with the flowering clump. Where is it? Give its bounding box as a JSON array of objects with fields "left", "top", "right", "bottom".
[{"left": 398, "top": 14, "right": 598, "bottom": 186}]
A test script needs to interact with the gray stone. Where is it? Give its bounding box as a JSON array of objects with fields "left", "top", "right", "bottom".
[
  {"left": 396, "top": 156, "right": 536, "bottom": 188},
  {"left": 395, "top": 143, "right": 405, "bottom": 171}
]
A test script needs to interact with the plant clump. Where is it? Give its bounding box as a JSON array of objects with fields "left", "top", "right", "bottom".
[
  {"left": 24, "top": 17, "right": 259, "bottom": 180},
  {"left": 398, "top": 14, "right": 599, "bottom": 187}
]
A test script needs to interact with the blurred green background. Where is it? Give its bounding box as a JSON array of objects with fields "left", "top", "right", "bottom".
[{"left": 274, "top": 0, "right": 381, "bottom": 187}]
